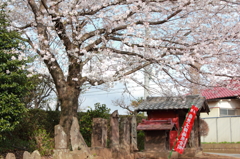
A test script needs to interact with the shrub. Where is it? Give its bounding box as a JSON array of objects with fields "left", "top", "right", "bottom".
[
  {"left": 0, "top": 107, "right": 147, "bottom": 154},
  {"left": 0, "top": 109, "right": 59, "bottom": 155},
  {"left": 31, "top": 128, "right": 54, "bottom": 156},
  {"left": 137, "top": 130, "right": 145, "bottom": 151}
]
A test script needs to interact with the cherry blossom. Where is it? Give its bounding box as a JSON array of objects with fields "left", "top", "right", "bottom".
[{"left": 4, "top": 0, "right": 240, "bottom": 145}]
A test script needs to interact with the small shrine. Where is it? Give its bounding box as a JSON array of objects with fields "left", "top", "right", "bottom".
[{"left": 135, "top": 95, "right": 210, "bottom": 154}]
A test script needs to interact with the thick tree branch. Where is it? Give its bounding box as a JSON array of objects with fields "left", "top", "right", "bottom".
[
  {"left": 80, "top": 29, "right": 106, "bottom": 43},
  {"left": 84, "top": 38, "right": 103, "bottom": 51},
  {"left": 24, "top": 33, "right": 67, "bottom": 97}
]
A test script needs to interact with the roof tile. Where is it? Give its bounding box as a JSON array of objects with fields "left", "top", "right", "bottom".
[
  {"left": 135, "top": 95, "right": 207, "bottom": 111},
  {"left": 201, "top": 87, "right": 240, "bottom": 99}
]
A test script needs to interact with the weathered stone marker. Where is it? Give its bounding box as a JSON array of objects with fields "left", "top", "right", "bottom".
[
  {"left": 70, "top": 117, "right": 89, "bottom": 152},
  {"left": 23, "top": 150, "right": 41, "bottom": 159},
  {"left": 54, "top": 124, "right": 67, "bottom": 149},
  {"left": 110, "top": 110, "right": 119, "bottom": 151},
  {"left": 121, "top": 117, "right": 130, "bottom": 148},
  {"left": 23, "top": 151, "right": 31, "bottom": 159},
  {"left": 5, "top": 153, "right": 15, "bottom": 159},
  {"left": 130, "top": 115, "right": 138, "bottom": 152},
  {"left": 31, "top": 150, "right": 41, "bottom": 159},
  {"left": 91, "top": 118, "right": 108, "bottom": 147}
]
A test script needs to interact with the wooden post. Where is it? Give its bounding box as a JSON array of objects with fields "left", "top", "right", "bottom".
[{"left": 197, "top": 114, "right": 201, "bottom": 148}]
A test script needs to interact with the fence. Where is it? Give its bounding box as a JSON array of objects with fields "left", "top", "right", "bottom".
[{"left": 201, "top": 116, "right": 240, "bottom": 143}]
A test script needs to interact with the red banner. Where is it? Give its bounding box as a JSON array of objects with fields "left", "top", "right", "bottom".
[{"left": 174, "top": 105, "right": 199, "bottom": 154}]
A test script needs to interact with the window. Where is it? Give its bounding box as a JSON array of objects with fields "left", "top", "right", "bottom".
[{"left": 220, "top": 109, "right": 236, "bottom": 116}]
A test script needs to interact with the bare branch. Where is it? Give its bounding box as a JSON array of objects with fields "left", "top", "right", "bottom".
[{"left": 112, "top": 98, "right": 134, "bottom": 114}]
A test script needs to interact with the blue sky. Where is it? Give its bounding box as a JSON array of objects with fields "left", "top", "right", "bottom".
[{"left": 81, "top": 82, "right": 145, "bottom": 115}]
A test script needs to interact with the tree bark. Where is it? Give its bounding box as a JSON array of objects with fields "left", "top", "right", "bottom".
[{"left": 59, "top": 85, "right": 80, "bottom": 147}]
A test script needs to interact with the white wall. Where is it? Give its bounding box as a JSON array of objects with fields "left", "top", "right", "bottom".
[{"left": 201, "top": 116, "right": 240, "bottom": 143}]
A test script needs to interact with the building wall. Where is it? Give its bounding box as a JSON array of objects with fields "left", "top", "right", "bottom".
[
  {"left": 201, "top": 107, "right": 219, "bottom": 118},
  {"left": 218, "top": 99, "right": 240, "bottom": 109},
  {"left": 201, "top": 99, "right": 240, "bottom": 118},
  {"left": 237, "top": 109, "right": 240, "bottom": 115},
  {"left": 201, "top": 98, "right": 240, "bottom": 143},
  {"left": 201, "top": 116, "right": 240, "bottom": 143}
]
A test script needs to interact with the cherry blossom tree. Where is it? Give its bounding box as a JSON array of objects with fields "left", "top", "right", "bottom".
[{"left": 4, "top": 0, "right": 240, "bottom": 145}]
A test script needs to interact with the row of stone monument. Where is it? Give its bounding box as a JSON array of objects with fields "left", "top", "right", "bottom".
[
  {"left": 54, "top": 110, "right": 138, "bottom": 158},
  {"left": 5, "top": 151, "right": 41, "bottom": 159},
  {"left": 5, "top": 110, "right": 139, "bottom": 159}
]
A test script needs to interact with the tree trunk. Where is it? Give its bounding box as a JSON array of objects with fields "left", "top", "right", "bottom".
[{"left": 59, "top": 85, "right": 80, "bottom": 147}]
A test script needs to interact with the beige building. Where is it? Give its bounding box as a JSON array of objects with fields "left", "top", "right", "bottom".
[
  {"left": 200, "top": 87, "right": 240, "bottom": 118},
  {"left": 201, "top": 98, "right": 240, "bottom": 118},
  {"left": 200, "top": 86, "right": 240, "bottom": 143}
]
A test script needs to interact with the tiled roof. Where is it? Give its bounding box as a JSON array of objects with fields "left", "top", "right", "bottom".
[
  {"left": 201, "top": 87, "right": 240, "bottom": 100},
  {"left": 135, "top": 95, "right": 208, "bottom": 111}
]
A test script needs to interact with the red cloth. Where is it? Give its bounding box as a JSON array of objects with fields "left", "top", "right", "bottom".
[{"left": 174, "top": 105, "right": 198, "bottom": 154}]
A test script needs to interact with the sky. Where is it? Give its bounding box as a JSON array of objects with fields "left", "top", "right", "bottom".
[
  {"left": 42, "top": 68, "right": 187, "bottom": 115},
  {"left": 79, "top": 76, "right": 186, "bottom": 115},
  {"left": 80, "top": 81, "right": 145, "bottom": 115}
]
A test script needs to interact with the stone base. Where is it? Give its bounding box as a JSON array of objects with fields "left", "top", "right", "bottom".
[
  {"left": 54, "top": 149, "right": 90, "bottom": 159},
  {"left": 135, "top": 151, "right": 178, "bottom": 159},
  {"left": 52, "top": 148, "right": 179, "bottom": 159},
  {"left": 112, "top": 148, "right": 133, "bottom": 159},
  {"left": 71, "top": 150, "right": 90, "bottom": 159},
  {"left": 53, "top": 149, "right": 73, "bottom": 159},
  {"left": 90, "top": 147, "right": 112, "bottom": 159},
  {"left": 53, "top": 148, "right": 113, "bottom": 159}
]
